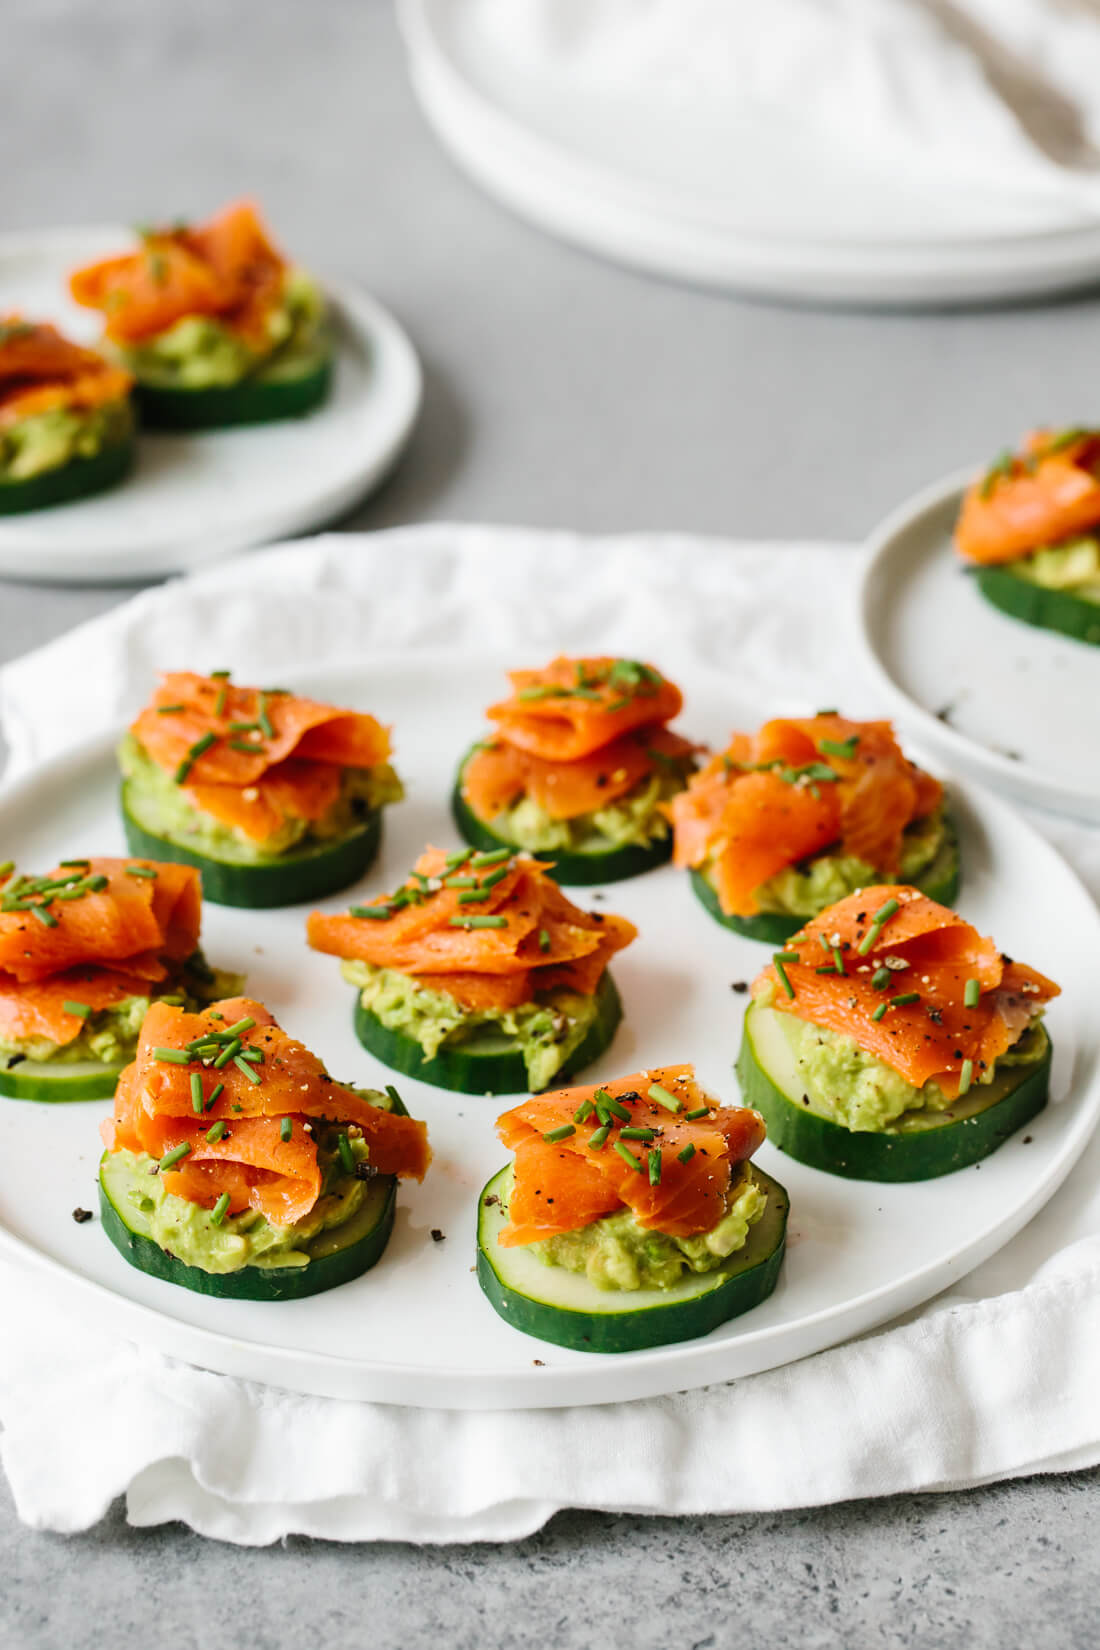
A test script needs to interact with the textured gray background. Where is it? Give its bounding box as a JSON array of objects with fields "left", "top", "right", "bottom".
[{"left": 1, "top": 2, "right": 1095, "bottom": 1644}]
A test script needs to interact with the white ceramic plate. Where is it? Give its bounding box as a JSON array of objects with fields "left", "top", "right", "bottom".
[
  {"left": 0, "top": 228, "right": 422, "bottom": 584},
  {"left": 0, "top": 655, "right": 1095, "bottom": 1409},
  {"left": 400, "top": 0, "right": 1100, "bottom": 306},
  {"left": 859, "top": 471, "right": 1100, "bottom": 824}
]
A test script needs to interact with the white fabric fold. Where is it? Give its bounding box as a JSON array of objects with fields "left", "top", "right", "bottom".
[{"left": 0, "top": 525, "right": 1097, "bottom": 1545}]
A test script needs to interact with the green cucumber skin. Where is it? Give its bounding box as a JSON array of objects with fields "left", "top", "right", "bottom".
[
  {"left": 0, "top": 1060, "right": 123, "bottom": 1102},
  {"left": 972, "top": 566, "right": 1100, "bottom": 648},
  {"left": 736, "top": 1008, "right": 1051, "bottom": 1182},
  {"left": 476, "top": 1164, "right": 788, "bottom": 1354},
  {"left": 353, "top": 971, "right": 623, "bottom": 1096},
  {"left": 134, "top": 354, "right": 332, "bottom": 431},
  {"left": 451, "top": 777, "right": 673, "bottom": 887},
  {"left": 690, "top": 816, "right": 961, "bottom": 944},
  {"left": 0, "top": 436, "right": 134, "bottom": 516},
  {"left": 97, "top": 1167, "right": 397, "bottom": 1301},
  {"left": 120, "top": 783, "right": 382, "bottom": 909}
]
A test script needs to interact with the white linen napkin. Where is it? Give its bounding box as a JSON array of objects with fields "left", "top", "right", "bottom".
[{"left": 1, "top": 526, "right": 1097, "bottom": 1545}]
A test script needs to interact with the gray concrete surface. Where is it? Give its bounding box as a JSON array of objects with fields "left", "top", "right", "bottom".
[{"left": 0, "top": 1, "right": 1094, "bottom": 1642}]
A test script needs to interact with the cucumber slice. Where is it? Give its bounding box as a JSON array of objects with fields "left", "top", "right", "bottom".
[
  {"left": 0, "top": 435, "right": 134, "bottom": 516},
  {"left": 736, "top": 1000, "right": 1050, "bottom": 1181},
  {"left": 98, "top": 1150, "right": 397, "bottom": 1301},
  {"left": 691, "top": 815, "right": 961, "bottom": 944},
  {"left": 972, "top": 566, "right": 1100, "bottom": 647},
  {"left": 353, "top": 971, "right": 623, "bottom": 1095},
  {"left": 451, "top": 755, "right": 673, "bottom": 886},
  {"left": 134, "top": 352, "right": 332, "bottom": 431},
  {"left": 477, "top": 1162, "right": 788, "bottom": 1353},
  {"left": 0, "top": 1055, "right": 124, "bottom": 1102},
  {"left": 120, "top": 781, "right": 382, "bottom": 908}
]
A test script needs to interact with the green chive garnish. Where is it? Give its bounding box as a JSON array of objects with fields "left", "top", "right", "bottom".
[
  {"left": 125, "top": 864, "right": 157, "bottom": 879},
  {"left": 480, "top": 865, "right": 510, "bottom": 890},
  {"left": 573, "top": 1099, "right": 595, "bottom": 1124},
  {"left": 62, "top": 1000, "right": 91, "bottom": 1019},
  {"left": 213, "top": 1038, "right": 242, "bottom": 1068},
  {"left": 819, "top": 736, "right": 859, "bottom": 760},
  {"left": 228, "top": 720, "right": 259, "bottom": 733},
  {"left": 233, "top": 1056, "right": 261, "bottom": 1084},
  {"left": 444, "top": 849, "right": 472, "bottom": 869},
  {"left": 444, "top": 875, "right": 477, "bottom": 888},
  {"left": 30, "top": 905, "right": 57, "bottom": 927},
  {"left": 772, "top": 954, "right": 795, "bottom": 998},
  {"left": 230, "top": 740, "right": 260, "bottom": 755},
  {"left": 648, "top": 1148, "right": 662, "bottom": 1186},
  {"left": 385, "top": 1084, "right": 403, "bottom": 1107},
  {"left": 214, "top": 686, "right": 228, "bottom": 717},
  {"left": 156, "top": 703, "right": 185, "bottom": 714},
  {"left": 257, "top": 694, "right": 275, "bottom": 739},
  {"left": 890, "top": 992, "right": 920, "bottom": 1007},
  {"left": 158, "top": 1142, "right": 192, "bottom": 1171},
  {"left": 84, "top": 875, "right": 108, "bottom": 891},
  {"left": 209, "top": 1192, "right": 231, "bottom": 1225},
  {"left": 58, "top": 859, "right": 89, "bottom": 868},
  {"left": 958, "top": 1058, "right": 974, "bottom": 1096},
  {"left": 350, "top": 904, "right": 393, "bottom": 919},
  {"left": 205, "top": 1118, "right": 228, "bottom": 1143},
  {"left": 684, "top": 1106, "right": 710, "bottom": 1121},
  {"left": 470, "top": 849, "right": 511, "bottom": 868},
  {"left": 336, "top": 1133, "right": 356, "bottom": 1174},
  {"left": 613, "top": 1141, "right": 643, "bottom": 1172},
  {"left": 964, "top": 978, "right": 980, "bottom": 1008},
  {"left": 538, "top": 928, "right": 551, "bottom": 954},
  {"left": 209, "top": 669, "right": 231, "bottom": 679},
  {"left": 154, "top": 1046, "right": 191, "bottom": 1064},
  {"left": 280, "top": 1117, "right": 293, "bottom": 1143},
  {"left": 857, "top": 897, "right": 900, "bottom": 955},
  {"left": 604, "top": 1096, "right": 632, "bottom": 1122},
  {"left": 648, "top": 1083, "right": 682, "bottom": 1113},
  {"left": 206, "top": 1082, "right": 224, "bottom": 1111},
  {"left": 457, "top": 888, "right": 491, "bottom": 905},
  {"left": 871, "top": 1002, "right": 888, "bottom": 1022},
  {"left": 190, "top": 1073, "right": 204, "bottom": 1114},
  {"left": 542, "top": 1123, "right": 576, "bottom": 1143},
  {"left": 588, "top": 1124, "right": 611, "bottom": 1149},
  {"left": 174, "top": 730, "right": 217, "bottom": 784},
  {"left": 222, "top": 1017, "right": 255, "bottom": 1037},
  {"left": 448, "top": 914, "right": 508, "bottom": 929},
  {"left": 832, "top": 947, "right": 845, "bottom": 975},
  {"left": 620, "top": 1127, "right": 656, "bottom": 1141},
  {"left": 871, "top": 966, "right": 891, "bottom": 991},
  {"left": 677, "top": 1143, "right": 696, "bottom": 1165}
]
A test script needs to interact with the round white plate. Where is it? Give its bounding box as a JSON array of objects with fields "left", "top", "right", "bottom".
[
  {"left": 859, "top": 471, "right": 1100, "bottom": 824},
  {"left": 0, "top": 655, "right": 1095, "bottom": 1409},
  {"left": 0, "top": 228, "right": 422, "bottom": 584},
  {"left": 400, "top": 0, "right": 1100, "bottom": 307}
]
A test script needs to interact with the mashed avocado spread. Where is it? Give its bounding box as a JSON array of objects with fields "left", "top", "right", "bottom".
[
  {"left": 752, "top": 985, "right": 1049, "bottom": 1132},
  {"left": 116, "top": 269, "right": 328, "bottom": 390},
  {"left": 343, "top": 959, "right": 599, "bottom": 1093},
  {"left": 528, "top": 1165, "right": 767, "bottom": 1291},
  {"left": 120, "top": 731, "right": 403, "bottom": 862},
  {"left": 0, "top": 398, "right": 132, "bottom": 485},
  {"left": 472, "top": 761, "right": 693, "bottom": 856},
  {"left": 1007, "top": 537, "right": 1100, "bottom": 605}
]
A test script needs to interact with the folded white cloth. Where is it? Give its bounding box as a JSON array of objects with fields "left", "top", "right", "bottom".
[{"left": 1, "top": 526, "right": 1097, "bottom": 1545}]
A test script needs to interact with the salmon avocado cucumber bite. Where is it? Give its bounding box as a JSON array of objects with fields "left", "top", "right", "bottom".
[
  {"left": 0, "top": 317, "right": 134, "bottom": 514},
  {"left": 98, "top": 996, "right": 430, "bottom": 1300},
  {"left": 119, "top": 670, "right": 403, "bottom": 908},
  {"left": 453, "top": 655, "right": 698, "bottom": 884},
  {"left": 307, "top": 846, "right": 636, "bottom": 1095},
  {"left": 478, "top": 1066, "right": 787, "bottom": 1353},
  {"left": 69, "top": 200, "right": 332, "bottom": 430},
  {"left": 737, "top": 887, "right": 1059, "bottom": 1181},
  {"left": 0, "top": 857, "right": 237, "bottom": 1102},
  {"left": 669, "top": 712, "right": 958, "bottom": 944},
  {"left": 955, "top": 429, "right": 1100, "bottom": 646}
]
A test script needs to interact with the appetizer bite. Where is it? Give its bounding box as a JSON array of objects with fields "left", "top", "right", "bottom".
[
  {"left": 955, "top": 430, "right": 1100, "bottom": 646},
  {"left": 98, "top": 997, "right": 429, "bottom": 1299},
  {"left": 120, "top": 670, "right": 402, "bottom": 908},
  {"left": 307, "top": 846, "right": 635, "bottom": 1094},
  {"left": 737, "top": 887, "right": 1058, "bottom": 1180},
  {"left": 69, "top": 201, "right": 331, "bottom": 429},
  {"left": 453, "top": 656, "right": 697, "bottom": 884},
  {"left": 0, "top": 857, "right": 236, "bottom": 1101},
  {"left": 0, "top": 317, "right": 133, "bottom": 514},
  {"left": 670, "top": 713, "right": 956, "bottom": 943},
  {"left": 477, "top": 1066, "right": 787, "bottom": 1352}
]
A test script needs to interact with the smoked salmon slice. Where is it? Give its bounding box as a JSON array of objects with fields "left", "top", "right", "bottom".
[
  {"left": 486, "top": 657, "right": 684, "bottom": 764},
  {"left": 102, "top": 996, "right": 430, "bottom": 1225},
  {"left": 0, "top": 318, "right": 132, "bottom": 429},
  {"left": 129, "top": 671, "right": 393, "bottom": 843},
  {"left": 668, "top": 715, "right": 943, "bottom": 918},
  {"left": 754, "top": 887, "right": 1059, "bottom": 1098},
  {"left": 463, "top": 725, "right": 697, "bottom": 823},
  {"left": 956, "top": 430, "right": 1100, "bottom": 566},
  {"left": 0, "top": 856, "right": 202, "bottom": 1049},
  {"left": 496, "top": 1065, "right": 766, "bottom": 1244},
  {"left": 69, "top": 201, "right": 289, "bottom": 346},
  {"left": 307, "top": 845, "right": 636, "bottom": 1010}
]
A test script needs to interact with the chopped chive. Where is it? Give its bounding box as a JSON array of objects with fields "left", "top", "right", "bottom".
[
  {"left": 620, "top": 1126, "right": 656, "bottom": 1142},
  {"left": 229, "top": 740, "right": 260, "bottom": 755},
  {"left": 448, "top": 914, "right": 508, "bottom": 929},
  {"left": 871, "top": 966, "right": 892, "bottom": 991},
  {"left": 964, "top": 978, "right": 981, "bottom": 1008},
  {"left": 648, "top": 1083, "right": 682, "bottom": 1114},
  {"left": 832, "top": 947, "right": 845, "bottom": 975},
  {"left": 213, "top": 1038, "right": 242, "bottom": 1068},
  {"left": 384, "top": 1083, "right": 403, "bottom": 1108},
  {"left": 542, "top": 1123, "right": 576, "bottom": 1143},
  {"left": 125, "top": 864, "right": 158, "bottom": 879},
  {"left": 156, "top": 703, "right": 186, "bottom": 714},
  {"left": 84, "top": 875, "right": 108, "bottom": 891},
  {"left": 815, "top": 964, "right": 840, "bottom": 975},
  {"left": 55, "top": 887, "right": 89, "bottom": 902},
  {"left": 336, "top": 1132, "right": 356, "bottom": 1174},
  {"left": 444, "top": 848, "right": 472, "bottom": 869},
  {"left": 214, "top": 686, "right": 228, "bottom": 717},
  {"left": 594, "top": 1102, "right": 611, "bottom": 1125},
  {"left": 209, "top": 1192, "right": 231, "bottom": 1226},
  {"left": 209, "top": 669, "right": 231, "bottom": 679},
  {"left": 444, "top": 875, "right": 477, "bottom": 888},
  {"left": 677, "top": 1143, "right": 696, "bottom": 1165},
  {"left": 233, "top": 1056, "right": 261, "bottom": 1084},
  {"left": 820, "top": 736, "right": 859, "bottom": 760},
  {"left": 573, "top": 1099, "right": 595, "bottom": 1124},
  {"left": 158, "top": 1142, "right": 192, "bottom": 1171},
  {"left": 648, "top": 1148, "right": 662, "bottom": 1186},
  {"left": 280, "top": 1117, "right": 293, "bottom": 1143},
  {"left": 62, "top": 1000, "right": 92, "bottom": 1020},
  {"left": 816, "top": 707, "right": 838, "bottom": 717},
  {"left": 257, "top": 694, "right": 275, "bottom": 739},
  {"left": 222, "top": 1017, "right": 255, "bottom": 1037},
  {"left": 588, "top": 1123, "right": 611, "bottom": 1149},
  {"left": 480, "top": 865, "right": 510, "bottom": 890},
  {"left": 684, "top": 1105, "right": 710, "bottom": 1121},
  {"left": 772, "top": 954, "right": 795, "bottom": 998},
  {"left": 890, "top": 992, "right": 921, "bottom": 1007},
  {"left": 604, "top": 1097, "right": 632, "bottom": 1122},
  {"left": 58, "top": 858, "right": 89, "bottom": 868},
  {"left": 154, "top": 1046, "right": 191, "bottom": 1064},
  {"left": 958, "top": 1058, "right": 974, "bottom": 1096},
  {"left": 190, "top": 1073, "right": 204, "bottom": 1113},
  {"left": 205, "top": 1082, "right": 224, "bottom": 1112},
  {"left": 857, "top": 897, "right": 901, "bottom": 955},
  {"left": 240, "top": 1047, "right": 263, "bottom": 1063},
  {"left": 30, "top": 904, "right": 57, "bottom": 927},
  {"left": 174, "top": 730, "right": 217, "bottom": 784},
  {"left": 470, "top": 848, "right": 511, "bottom": 868},
  {"left": 613, "top": 1141, "right": 643, "bottom": 1172},
  {"left": 350, "top": 904, "right": 393, "bottom": 920},
  {"left": 871, "top": 1002, "right": 888, "bottom": 1022},
  {"left": 205, "top": 1118, "right": 228, "bottom": 1143},
  {"left": 457, "top": 888, "right": 491, "bottom": 905},
  {"left": 228, "top": 720, "right": 259, "bottom": 733},
  {"left": 605, "top": 697, "right": 630, "bottom": 712},
  {"left": 158, "top": 997, "right": 184, "bottom": 1008},
  {"left": 538, "top": 928, "right": 551, "bottom": 954}
]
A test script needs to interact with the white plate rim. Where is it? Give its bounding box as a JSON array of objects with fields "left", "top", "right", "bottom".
[
  {"left": 0, "top": 654, "right": 1097, "bottom": 1409},
  {"left": 0, "top": 226, "right": 423, "bottom": 583},
  {"left": 857, "top": 467, "right": 1100, "bottom": 824}
]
